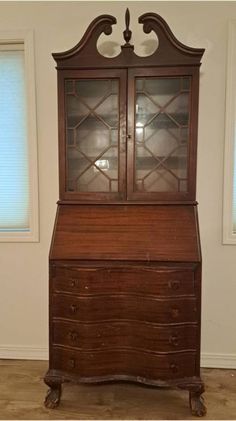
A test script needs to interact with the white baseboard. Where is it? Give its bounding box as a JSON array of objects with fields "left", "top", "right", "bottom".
[
  {"left": 201, "top": 352, "right": 236, "bottom": 369},
  {"left": 0, "top": 347, "right": 235, "bottom": 369},
  {"left": 0, "top": 345, "right": 48, "bottom": 360}
]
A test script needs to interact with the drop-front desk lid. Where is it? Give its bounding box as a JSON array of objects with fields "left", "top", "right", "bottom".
[{"left": 50, "top": 205, "right": 201, "bottom": 262}]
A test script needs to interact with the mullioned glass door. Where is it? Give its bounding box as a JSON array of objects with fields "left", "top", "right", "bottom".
[
  {"left": 127, "top": 68, "right": 197, "bottom": 201},
  {"left": 59, "top": 69, "right": 126, "bottom": 201}
]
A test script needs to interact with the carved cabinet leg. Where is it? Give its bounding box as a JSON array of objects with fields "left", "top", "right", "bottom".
[
  {"left": 189, "top": 390, "right": 206, "bottom": 417},
  {"left": 178, "top": 380, "right": 206, "bottom": 417},
  {"left": 44, "top": 374, "right": 62, "bottom": 409}
]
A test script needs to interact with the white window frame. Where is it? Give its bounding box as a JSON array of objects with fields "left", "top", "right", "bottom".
[
  {"left": 0, "top": 30, "right": 39, "bottom": 242},
  {"left": 223, "top": 21, "right": 236, "bottom": 244}
]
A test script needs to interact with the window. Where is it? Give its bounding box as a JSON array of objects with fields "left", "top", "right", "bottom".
[
  {"left": 223, "top": 21, "right": 236, "bottom": 243},
  {"left": 0, "top": 31, "right": 38, "bottom": 242}
]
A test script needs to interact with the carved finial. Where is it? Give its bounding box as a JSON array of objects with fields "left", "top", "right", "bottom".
[{"left": 123, "top": 8, "right": 132, "bottom": 45}]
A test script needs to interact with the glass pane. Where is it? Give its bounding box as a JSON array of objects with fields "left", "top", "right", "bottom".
[
  {"left": 65, "top": 79, "right": 119, "bottom": 193},
  {"left": 75, "top": 116, "right": 110, "bottom": 156},
  {"left": 136, "top": 94, "right": 158, "bottom": 126},
  {"left": 144, "top": 78, "right": 181, "bottom": 106},
  {"left": 166, "top": 92, "right": 189, "bottom": 125},
  {"left": 77, "top": 168, "right": 110, "bottom": 192},
  {"left": 96, "top": 95, "right": 119, "bottom": 127},
  {"left": 66, "top": 95, "right": 88, "bottom": 127},
  {"left": 135, "top": 77, "right": 190, "bottom": 193}
]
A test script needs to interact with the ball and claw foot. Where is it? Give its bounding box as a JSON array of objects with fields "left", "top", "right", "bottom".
[
  {"left": 189, "top": 391, "right": 207, "bottom": 417},
  {"left": 44, "top": 386, "right": 61, "bottom": 409}
]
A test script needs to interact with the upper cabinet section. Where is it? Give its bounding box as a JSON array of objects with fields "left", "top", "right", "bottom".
[{"left": 53, "top": 9, "right": 204, "bottom": 203}]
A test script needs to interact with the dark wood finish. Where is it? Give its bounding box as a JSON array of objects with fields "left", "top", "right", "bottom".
[
  {"left": 127, "top": 67, "right": 200, "bottom": 202},
  {"left": 45, "top": 9, "right": 206, "bottom": 417},
  {"left": 51, "top": 346, "right": 197, "bottom": 380},
  {"left": 190, "top": 388, "right": 207, "bottom": 417},
  {"left": 52, "top": 320, "right": 198, "bottom": 352},
  {"left": 53, "top": 8, "right": 204, "bottom": 203},
  {"left": 52, "top": 293, "right": 198, "bottom": 323},
  {"left": 50, "top": 204, "right": 201, "bottom": 261},
  {"left": 44, "top": 374, "right": 61, "bottom": 409},
  {"left": 58, "top": 68, "right": 127, "bottom": 202},
  {"left": 52, "top": 265, "right": 195, "bottom": 296},
  {"left": 52, "top": 11, "right": 204, "bottom": 69}
]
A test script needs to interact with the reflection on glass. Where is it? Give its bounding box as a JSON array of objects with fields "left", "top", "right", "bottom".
[
  {"left": 135, "top": 77, "right": 190, "bottom": 193},
  {"left": 65, "top": 79, "right": 119, "bottom": 193}
]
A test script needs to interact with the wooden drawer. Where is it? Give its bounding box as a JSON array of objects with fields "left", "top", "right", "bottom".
[
  {"left": 52, "top": 320, "right": 198, "bottom": 352},
  {"left": 52, "top": 293, "right": 197, "bottom": 323},
  {"left": 52, "top": 346, "right": 197, "bottom": 380},
  {"left": 52, "top": 266, "right": 195, "bottom": 296}
]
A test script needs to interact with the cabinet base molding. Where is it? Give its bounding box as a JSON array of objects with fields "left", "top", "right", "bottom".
[{"left": 44, "top": 369, "right": 206, "bottom": 415}]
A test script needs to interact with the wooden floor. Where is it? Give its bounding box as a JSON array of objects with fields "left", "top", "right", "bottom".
[{"left": 0, "top": 360, "right": 235, "bottom": 419}]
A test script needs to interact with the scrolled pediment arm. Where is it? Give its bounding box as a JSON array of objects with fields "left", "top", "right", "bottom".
[
  {"left": 139, "top": 12, "right": 205, "bottom": 60},
  {"left": 52, "top": 14, "right": 117, "bottom": 61}
]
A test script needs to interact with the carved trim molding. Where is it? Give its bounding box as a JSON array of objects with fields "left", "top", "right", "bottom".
[{"left": 53, "top": 9, "right": 205, "bottom": 68}]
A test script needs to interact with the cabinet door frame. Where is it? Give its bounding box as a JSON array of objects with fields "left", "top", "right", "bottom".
[
  {"left": 58, "top": 68, "right": 127, "bottom": 201},
  {"left": 126, "top": 67, "right": 200, "bottom": 202}
]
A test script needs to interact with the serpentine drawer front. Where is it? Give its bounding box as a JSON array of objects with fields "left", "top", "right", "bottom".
[
  {"left": 52, "top": 266, "right": 195, "bottom": 296},
  {"left": 53, "top": 319, "right": 198, "bottom": 353},
  {"left": 51, "top": 346, "right": 197, "bottom": 380},
  {"left": 52, "top": 292, "right": 198, "bottom": 324},
  {"left": 52, "top": 320, "right": 198, "bottom": 352}
]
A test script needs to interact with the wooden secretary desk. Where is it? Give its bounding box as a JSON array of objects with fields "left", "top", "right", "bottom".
[{"left": 44, "top": 10, "right": 206, "bottom": 416}]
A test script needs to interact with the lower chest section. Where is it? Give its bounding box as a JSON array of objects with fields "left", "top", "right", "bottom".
[{"left": 49, "top": 263, "right": 201, "bottom": 381}]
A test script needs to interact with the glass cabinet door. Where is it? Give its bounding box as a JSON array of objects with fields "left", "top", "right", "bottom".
[
  {"left": 60, "top": 70, "right": 126, "bottom": 201},
  {"left": 60, "top": 69, "right": 196, "bottom": 202},
  {"left": 127, "top": 69, "right": 194, "bottom": 201}
]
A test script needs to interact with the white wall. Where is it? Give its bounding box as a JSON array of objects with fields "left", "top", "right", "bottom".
[{"left": 0, "top": 1, "right": 236, "bottom": 367}]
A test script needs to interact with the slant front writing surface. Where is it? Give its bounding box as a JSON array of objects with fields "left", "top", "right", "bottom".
[
  {"left": 135, "top": 77, "right": 190, "bottom": 193},
  {"left": 65, "top": 79, "right": 119, "bottom": 193},
  {"left": 50, "top": 205, "right": 201, "bottom": 262}
]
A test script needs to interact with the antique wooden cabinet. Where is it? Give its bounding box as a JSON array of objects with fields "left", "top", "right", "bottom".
[{"left": 44, "top": 10, "right": 206, "bottom": 416}]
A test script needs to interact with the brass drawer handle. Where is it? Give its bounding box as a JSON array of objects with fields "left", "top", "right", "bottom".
[
  {"left": 70, "top": 304, "right": 78, "bottom": 313},
  {"left": 171, "top": 308, "right": 179, "bottom": 318},
  {"left": 69, "top": 278, "right": 77, "bottom": 287},
  {"left": 68, "top": 331, "right": 78, "bottom": 342},
  {"left": 68, "top": 358, "right": 76, "bottom": 368},
  {"left": 170, "top": 363, "right": 179, "bottom": 373},
  {"left": 169, "top": 334, "right": 179, "bottom": 346},
  {"left": 169, "top": 280, "right": 180, "bottom": 290}
]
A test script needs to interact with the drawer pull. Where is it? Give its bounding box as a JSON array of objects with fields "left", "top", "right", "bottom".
[
  {"left": 169, "top": 280, "right": 180, "bottom": 290},
  {"left": 68, "top": 358, "right": 76, "bottom": 368},
  {"left": 68, "top": 331, "right": 78, "bottom": 342},
  {"left": 70, "top": 304, "right": 78, "bottom": 313},
  {"left": 169, "top": 335, "right": 179, "bottom": 346},
  {"left": 69, "top": 279, "right": 77, "bottom": 287},
  {"left": 171, "top": 308, "right": 179, "bottom": 318},
  {"left": 170, "top": 363, "right": 179, "bottom": 373}
]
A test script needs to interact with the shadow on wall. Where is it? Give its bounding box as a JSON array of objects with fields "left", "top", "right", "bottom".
[{"left": 97, "top": 38, "right": 158, "bottom": 57}]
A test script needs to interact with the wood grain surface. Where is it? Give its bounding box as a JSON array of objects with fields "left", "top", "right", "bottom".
[
  {"left": 50, "top": 205, "right": 201, "bottom": 261},
  {"left": 52, "top": 319, "right": 198, "bottom": 352},
  {"left": 52, "top": 265, "right": 195, "bottom": 296}
]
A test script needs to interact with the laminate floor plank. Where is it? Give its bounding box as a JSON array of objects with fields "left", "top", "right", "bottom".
[{"left": 0, "top": 360, "right": 235, "bottom": 419}]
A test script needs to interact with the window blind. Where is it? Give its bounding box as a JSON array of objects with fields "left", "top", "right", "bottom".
[{"left": 0, "top": 47, "right": 29, "bottom": 231}]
